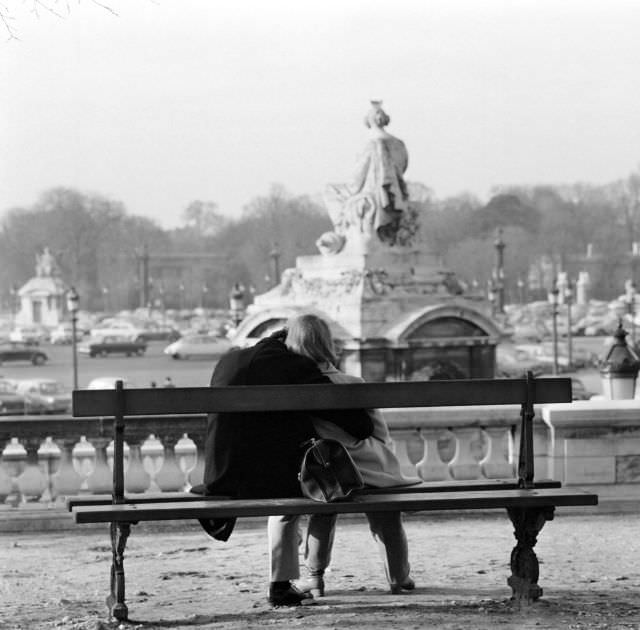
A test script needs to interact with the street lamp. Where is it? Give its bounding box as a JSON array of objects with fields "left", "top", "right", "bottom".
[
  {"left": 269, "top": 243, "right": 281, "bottom": 287},
  {"left": 565, "top": 279, "right": 573, "bottom": 369},
  {"left": 66, "top": 287, "right": 80, "bottom": 390},
  {"left": 550, "top": 284, "right": 559, "bottom": 375},
  {"left": 600, "top": 321, "right": 640, "bottom": 399},
  {"left": 493, "top": 228, "right": 506, "bottom": 313}
]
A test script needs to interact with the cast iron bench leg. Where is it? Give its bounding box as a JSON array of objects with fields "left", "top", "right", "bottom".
[
  {"left": 506, "top": 506, "right": 555, "bottom": 602},
  {"left": 107, "top": 521, "right": 132, "bottom": 621}
]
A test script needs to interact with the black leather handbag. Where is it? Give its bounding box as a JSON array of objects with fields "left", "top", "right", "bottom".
[{"left": 299, "top": 438, "right": 364, "bottom": 502}]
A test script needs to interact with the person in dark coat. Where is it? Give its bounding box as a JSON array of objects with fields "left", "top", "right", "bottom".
[{"left": 196, "top": 330, "right": 373, "bottom": 606}]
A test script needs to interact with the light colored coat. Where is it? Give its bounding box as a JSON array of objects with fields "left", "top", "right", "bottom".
[{"left": 314, "top": 364, "right": 421, "bottom": 488}]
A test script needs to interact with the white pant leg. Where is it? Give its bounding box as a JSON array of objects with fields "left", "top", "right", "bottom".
[{"left": 268, "top": 514, "right": 303, "bottom": 582}]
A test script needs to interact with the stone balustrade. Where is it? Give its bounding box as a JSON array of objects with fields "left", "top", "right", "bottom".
[
  {"left": 7, "top": 399, "right": 638, "bottom": 510},
  {"left": 0, "top": 407, "right": 533, "bottom": 509}
]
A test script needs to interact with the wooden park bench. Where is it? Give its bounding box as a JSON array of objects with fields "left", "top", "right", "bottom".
[{"left": 69, "top": 374, "right": 598, "bottom": 622}]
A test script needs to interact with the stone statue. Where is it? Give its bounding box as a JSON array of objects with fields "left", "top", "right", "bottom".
[
  {"left": 319, "top": 101, "right": 410, "bottom": 255},
  {"left": 35, "top": 247, "right": 58, "bottom": 277}
]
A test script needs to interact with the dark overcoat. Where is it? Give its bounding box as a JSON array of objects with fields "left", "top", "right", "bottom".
[{"left": 201, "top": 336, "right": 373, "bottom": 499}]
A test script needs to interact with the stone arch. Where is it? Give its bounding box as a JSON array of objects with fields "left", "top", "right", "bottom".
[
  {"left": 231, "top": 305, "right": 350, "bottom": 348},
  {"left": 381, "top": 302, "right": 503, "bottom": 380},
  {"left": 383, "top": 303, "right": 502, "bottom": 344}
]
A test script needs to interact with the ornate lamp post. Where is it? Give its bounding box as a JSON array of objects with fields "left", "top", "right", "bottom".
[
  {"left": 269, "top": 243, "right": 281, "bottom": 287},
  {"left": 550, "top": 284, "right": 559, "bottom": 375},
  {"left": 66, "top": 287, "right": 80, "bottom": 390},
  {"left": 600, "top": 322, "right": 640, "bottom": 399},
  {"left": 493, "top": 228, "right": 506, "bottom": 313},
  {"left": 565, "top": 279, "right": 573, "bottom": 369}
]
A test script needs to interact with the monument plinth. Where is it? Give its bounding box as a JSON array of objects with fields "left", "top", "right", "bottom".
[{"left": 235, "top": 102, "right": 502, "bottom": 381}]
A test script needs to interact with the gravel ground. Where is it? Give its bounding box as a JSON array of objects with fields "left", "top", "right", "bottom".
[{"left": 1, "top": 512, "right": 639, "bottom": 630}]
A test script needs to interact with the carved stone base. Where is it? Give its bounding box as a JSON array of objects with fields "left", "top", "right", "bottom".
[{"left": 506, "top": 506, "right": 555, "bottom": 602}]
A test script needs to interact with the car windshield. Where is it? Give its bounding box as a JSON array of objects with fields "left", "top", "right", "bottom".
[
  {"left": 0, "top": 381, "right": 15, "bottom": 393},
  {"left": 39, "top": 382, "right": 63, "bottom": 394}
]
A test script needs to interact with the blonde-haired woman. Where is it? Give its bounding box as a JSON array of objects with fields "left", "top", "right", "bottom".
[{"left": 285, "top": 313, "right": 420, "bottom": 596}]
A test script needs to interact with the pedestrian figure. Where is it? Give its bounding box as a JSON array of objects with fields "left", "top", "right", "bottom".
[{"left": 163, "top": 376, "right": 175, "bottom": 388}]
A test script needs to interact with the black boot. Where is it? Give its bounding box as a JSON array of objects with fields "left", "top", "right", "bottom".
[{"left": 268, "top": 581, "right": 314, "bottom": 607}]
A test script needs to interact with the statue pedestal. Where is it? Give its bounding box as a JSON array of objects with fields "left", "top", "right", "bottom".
[{"left": 237, "top": 247, "right": 501, "bottom": 382}]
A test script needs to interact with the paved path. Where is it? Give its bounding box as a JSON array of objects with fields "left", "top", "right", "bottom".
[{"left": 2, "top": 512, "right": 639, "bottom": 630}]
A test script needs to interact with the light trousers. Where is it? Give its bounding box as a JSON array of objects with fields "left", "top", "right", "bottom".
[
  {"left": 267, "top": 511, "right": 410, "bottom": 585},
  {"left": 267, "top": 513, "right": 304, "bottom": 582},
  {"left": 305, "top": 512, "right": 411, "bottom": 585}
]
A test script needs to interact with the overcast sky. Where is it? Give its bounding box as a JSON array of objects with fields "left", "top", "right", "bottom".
[{"left": 2, "top": 0, "right": 640, "bottom": 229}]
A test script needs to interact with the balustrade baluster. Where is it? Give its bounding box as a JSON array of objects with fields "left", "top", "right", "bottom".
[
  {"left": 72, "top": 436, "right": 96, "bottom": 491},
  {"left": 0, "top": 451, "right": 12, "bottom": 505},
  {"left": 175, "top": 433, "right": 198, "bottom": 491},
  {"left": 416, "top": 428, "right": 451, "bottom": 481},
  {"left": 2, "top": 437, "right": 26, "bottom": 507},
  {"left": 448, "top": 427, "right": 482, "bottom": 480},
  {"left": 53, "top": 438, "right": 84, "bottom": 498},
  {"left": 187, "top": 436, "right": 205, "bottom": 488},
  {"left": 388, "top": 429, "right": 421, "bottom": 478},
  {"left": 141, "top": 434, "right": 164, "bottom": 492},
  {"left": 481, "top": 427, "right": 516, "bottom": 479},
  {"left": 125, "top": 442, "right": 151, "bottom": 494},
  {"left": 155, "top": 435, "right": 186, "bottom": 492},
  {"left": 17, "top": 437, "right": 47, "bottom": 503},
  {"left": 38, "top": 436, "right": 61, "bottom": 505},
  {"left": 87, "top": 438, "right": 113, "bottom": 495}
]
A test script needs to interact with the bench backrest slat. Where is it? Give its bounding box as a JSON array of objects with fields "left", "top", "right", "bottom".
[{"left": 72, "top": 378, "right": 572, "bottom": 417}]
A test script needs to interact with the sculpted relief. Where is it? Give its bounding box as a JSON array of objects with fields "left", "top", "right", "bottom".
[{"left": 318, "top": 101, "right": 418, "bottom": 255}]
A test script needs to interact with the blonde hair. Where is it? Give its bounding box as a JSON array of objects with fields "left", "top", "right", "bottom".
[{"left": 285, "top": 313, "right": 337, "bottom": 366}]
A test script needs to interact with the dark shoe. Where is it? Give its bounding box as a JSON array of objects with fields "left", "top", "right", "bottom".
[
  {"left": 295, "top": 574, "right": 325, "bottom": 597},
  {"left": 390, "top": 577, "right": 416, "bottom": 594},
  {"left": 268, "top": 582, "right": 314, "bottom": 607}
]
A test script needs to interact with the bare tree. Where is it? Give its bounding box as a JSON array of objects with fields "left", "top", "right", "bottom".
[{"left": 0, "top": 0, "right": 117, "bottom": 40}]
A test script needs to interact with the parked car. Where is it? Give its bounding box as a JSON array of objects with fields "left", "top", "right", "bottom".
[
  {"left": 9, "top": 325, "right": 48, "bottom": 345},
  {"left": 0, "top": 379, "right": 26, "bottom": 415},
  {"left": 50, "top": 323, "right": 83, "bottom": 345},
  {"left": 0, "top": 343, "right": 48, "bottom": 365},
  {"left": 14, "top": 378, "right": 72, "bottom": 414},
  {"left": 163, "top": 334, "right": 231, "bottom": 360},
  {"left": 89, "top": 320, "right": 145, "bottom": 341},
  {"left": 86, "top": 376, "right": 136, "bottom": 389},
  {"left": 78, "top": 334, "right": 147, "bottom": 358},
  {"left": 137, "top": 323, "right": 181, "bottom": 342}
]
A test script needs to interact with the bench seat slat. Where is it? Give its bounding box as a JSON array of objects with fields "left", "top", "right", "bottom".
[
  {"left": 72, "top": 488, "right": 597, "bottom": 523},
  {"left": 66, "top": 480, "right": 564, "bottom": 511},
  {"left": 72, "top": 378, "right": 572, "bottom": 417}
]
